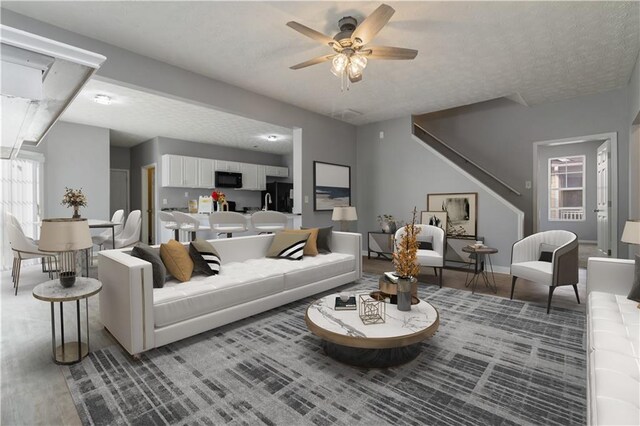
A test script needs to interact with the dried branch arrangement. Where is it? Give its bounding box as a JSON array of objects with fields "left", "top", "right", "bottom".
[{"left": 393, "top": 207, "right": 420, "bottom": 279}]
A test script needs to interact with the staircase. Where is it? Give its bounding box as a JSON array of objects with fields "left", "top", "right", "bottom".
[{"left": 412, "top": 122, "right": 528, "bottom": 216}]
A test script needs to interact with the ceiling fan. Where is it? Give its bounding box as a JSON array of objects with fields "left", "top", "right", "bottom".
[{"left": 287, "top": 4, "right": 418, "bottom": 87}]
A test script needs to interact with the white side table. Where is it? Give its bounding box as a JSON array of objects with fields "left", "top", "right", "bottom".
[{"left": 33, "top": 278, "right": 102, "bottom": 365}]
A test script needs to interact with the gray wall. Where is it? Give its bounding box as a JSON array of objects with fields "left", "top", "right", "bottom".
[
  {"left": 110, "top": 146, "right": 130, "bottom": 170},
  {"left": 356, "top": 116, "right": 522, "bottom": 268},
  {"left": 415, "top": 87, "right": 631, "bottom": 257},
  {"left": 537, "top": 141, "right": 601, "bottom": 241},
  {"left": 34, "top": 121, "right": 110, "bottom": 220},
  {"left": 156, "top": 136, "right": 287, "bottom": 211},
  {"left": 1, "top": 10, "right": 357, "bottom": 229},
  {"left": 129, "top": 138, "right": 158, "bottom": 213},
  {"left": 629, "top": 54, "right": 640, "bottom": 258}
]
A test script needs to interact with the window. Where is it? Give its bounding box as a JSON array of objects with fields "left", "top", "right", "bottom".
[
  {"left": 1, "top": 152, "right": 44, "bottom": 269},
  {"left": 548, "top": 155, "right": 585, "bottom": 221}
]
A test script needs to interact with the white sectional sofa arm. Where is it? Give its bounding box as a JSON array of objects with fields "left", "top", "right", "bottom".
[
  {"left": 586, "top": 257, "right": 635, "bottom": 296},
  {"left": 332, "top": 231, "right": 363, "bottom": 279},
  {"left": 98, "top": 250, "right": 155, "bottom": 355}
]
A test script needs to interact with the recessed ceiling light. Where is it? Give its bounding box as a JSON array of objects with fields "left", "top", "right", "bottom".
[
  {"left": 267, "top": 135, "right": 277, "bottom": 141},
  {"left": 94, "top": 94, "right": 112, "bottom": 105}
]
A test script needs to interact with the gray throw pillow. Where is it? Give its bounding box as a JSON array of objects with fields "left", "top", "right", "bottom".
[
  {"left": 131, "top": 243, "right": 166, "bottom": 288},
  {"left": 418, "top": 235, "right": 433, "bottom": 250},
  {"left": 303, "top": 226, "right": 332, "bottom": 253},
  {"left": 539, "top": 243, "right": 558, "bottom": 263},
  {"left": 627, "top": 255, "right": 640, "bottom": 302},
  {"left": 189, "top": 239, "right": 221, "bottom": 276}
]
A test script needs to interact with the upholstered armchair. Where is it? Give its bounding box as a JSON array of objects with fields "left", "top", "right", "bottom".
[
  {"left": 510, "top": 230, "right": 579, "bottom": 313},
  {"left": 394, "top": 224, "right": 445, "bottom": 287}
]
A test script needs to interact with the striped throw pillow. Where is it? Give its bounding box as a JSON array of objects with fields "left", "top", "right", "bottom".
[
  {"left": 267, "top": 231, "right": 310, "bottom": 260},
  {"left": 189, "top": 239, "right": 221, "bottom": 275}
]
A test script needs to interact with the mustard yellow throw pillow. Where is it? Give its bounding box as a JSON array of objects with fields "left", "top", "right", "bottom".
[
  {"left": 160, "top": 239, "right": 194, "bottom": 282},
  {"left": 281, "top": 228, "right": 319, "bottom": 256}
]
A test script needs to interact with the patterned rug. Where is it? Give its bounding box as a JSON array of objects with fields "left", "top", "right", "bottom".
[{"left": 63, "top": 275, "right": 586, "bottom": 425}]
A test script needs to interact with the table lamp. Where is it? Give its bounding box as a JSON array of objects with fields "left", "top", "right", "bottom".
[
  {"left": 39, "top": 218, "right": 92, "bottom": 288},
  {"left": 332, "top": 206, "right": 357, "bottom": 232},
  {"left": 621, "top": 220, "right": 640, "bottom": 302}
]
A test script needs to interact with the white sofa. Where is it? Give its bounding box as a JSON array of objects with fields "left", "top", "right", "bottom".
[
  {"left": 98, "top": 232, "right": 362, "bottom": 355},
  {"left": 586, "top": 257, "right": 639, "bottom": 425}
]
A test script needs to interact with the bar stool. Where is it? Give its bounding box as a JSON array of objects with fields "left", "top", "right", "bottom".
[
  {"left": 250, "top": 211, "right": 287, "bottom": 234},
  {"left": 159, "top": 211, "right": 180, "bottom": 241},
  {"left": 172, "top": 211, "right": 211, "bottom": 241},
  {"left": 209, "top": 212, "right": 247, "bottom": 238}
]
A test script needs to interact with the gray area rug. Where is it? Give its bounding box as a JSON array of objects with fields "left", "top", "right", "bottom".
[{"left": 63, "top": 275, "right": 586, "bottom": 425}]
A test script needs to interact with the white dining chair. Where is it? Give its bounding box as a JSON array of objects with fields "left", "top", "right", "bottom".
[
  {"left": 159, "top": 211, "right": 181, "bottom": 241},
  {"left": 7, "top": 222, "right": 57, "bottom": 295},
  {"left": 103, "top": 210, "right": 142, "bottom": 249},
  {"left": 91, "top": 209, "right": 124, "bottom": 251},
  {"left": 250, "top": 211, "right": 287, "bottom": 234}
]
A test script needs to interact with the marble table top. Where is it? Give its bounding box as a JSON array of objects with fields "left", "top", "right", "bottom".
[
  {"left": 33, "top": 277, "right": 102, "bottom": 302},
  {"left": 305, "top": 293, "right": 439, "bottom": 349}
]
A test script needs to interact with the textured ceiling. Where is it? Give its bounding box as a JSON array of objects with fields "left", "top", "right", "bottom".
[
  {"left": 4, "top": 1, "right": 639, "bottom": 125},
  {"left": 63, "top": 79, "right": 293, "bottom": 153}
]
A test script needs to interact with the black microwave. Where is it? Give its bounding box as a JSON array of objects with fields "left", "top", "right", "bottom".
[{"left": 215, "top": 171, "right": 242, "bottom": 188}]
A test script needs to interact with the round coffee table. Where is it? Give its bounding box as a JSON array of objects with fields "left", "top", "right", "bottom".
[{"left": 305, "top": 293, "right": 439, "bottom": 368}]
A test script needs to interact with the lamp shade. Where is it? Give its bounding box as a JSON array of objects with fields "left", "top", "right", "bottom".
[
  {"left": 332, "top": 206, "right": 358, "bottom": 221},
  {"left": 621, "top": 220, "right": 640, "bottom": 245},
  {"left": 39, "top": 218, "right": 92, "bottom": 252}
]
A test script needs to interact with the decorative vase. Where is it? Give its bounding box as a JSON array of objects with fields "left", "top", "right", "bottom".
[
  {"left": 381, "top": 221, "right": 397, "bottom": 234},
  {"left": 217, "top": 202, "right": 222, "bottom": 212},
  {"left": 72, "top": 206, "right": 81, "bottom": 219},
  {"left": 396, "top": 278, "right": 412, "bottom": 311}
]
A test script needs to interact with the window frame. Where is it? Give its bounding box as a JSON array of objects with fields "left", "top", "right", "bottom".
[{"left": 548, "top": 154, "right": 586, "bottom": 222}]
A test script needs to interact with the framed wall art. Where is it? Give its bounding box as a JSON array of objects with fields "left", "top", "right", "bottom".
[
  {"left": 313, "top": 161, "right": 351, "bottom": 211},
  {"left": 420, "top": 210, "right": 448, "bottom": 232},
  {"left": 427, "top": 192, "right": 478, "bottom": 237}
]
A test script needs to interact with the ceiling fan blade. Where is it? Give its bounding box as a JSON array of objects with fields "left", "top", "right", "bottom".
[
  {"left": 290, "top": 54, "right": 335, "bottom": 70},
  {"left": 286, "top": 21, "right": 336, "bottom": 47},
  {"left": 351, "top": 4, "right": 395, "bottom": 45},
  {"left": 362, "top": 45, "right": 418, "bottom": 60}
]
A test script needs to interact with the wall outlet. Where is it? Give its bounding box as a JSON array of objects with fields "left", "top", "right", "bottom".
[
  {"left": 162, "top": 198, "right": 167, "bottom": 205},
  {"left": 184, "top": 191, "right": 189, "bottom": 197},
  {"left": 525, "top": 181, "right": 532, "bottom": 189},
  {"left": 304, "top": 195, "right": 309, "bottom": 204}
]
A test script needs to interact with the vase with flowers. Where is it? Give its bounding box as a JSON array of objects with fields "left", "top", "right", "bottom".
[
  {"left": 61, "top": 187, "right": 88, "bottom": 219},
  {"left": 211, "top": 190, "right": 226, "bottom": 211},
  {"left": 377, "top": 214, "right": 397, "bottom": 234},
  {"left": 392, "top": 207, "right": 420, "bottom": 311}
]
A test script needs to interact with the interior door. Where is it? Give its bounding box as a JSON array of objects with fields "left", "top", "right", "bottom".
[
  {"left": 596, "top": 140, "right": 610, "bottom": 256},
  {"left": 110, "top": 169, "right": 129, "bottom": 216}
]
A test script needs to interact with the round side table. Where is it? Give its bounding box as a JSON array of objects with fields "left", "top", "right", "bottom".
[
  {"left": 33, "top": 277, "right": 102, "bottom": 365},
  {"left": 461, "top": 246, "right": 499, "bottom": 294}
]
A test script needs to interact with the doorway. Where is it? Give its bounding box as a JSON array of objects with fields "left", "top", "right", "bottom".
[
  {"left": 110, "top": 169, "right": 129, "bottom": 215},
  {"left": 533, "top": 132, "right": 618, "bottom": 259},
  {"left": 141, "top": 164, "right": 156, "bottom": 245}
]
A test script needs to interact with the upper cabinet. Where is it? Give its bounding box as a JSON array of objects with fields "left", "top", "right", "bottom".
[
  {"left": 162, "top": 154, "right": 286, "bottom": 190},
  {"left": 265, "top": 165, "right": 289, "bottom": 178}
]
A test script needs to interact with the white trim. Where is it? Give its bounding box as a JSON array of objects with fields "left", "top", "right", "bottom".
[
  {"left": 532, "top": 132, "right": 618, "bottom": 257},
  {"left": 16, "top": 150, "right": 45, "bottom": 163},
  {"left": 0, "top": 25, "right": 106, "bottom": 69},
  {"left": 411, "top": 134, "right": 524, "bottom": 240},
  {"left": 547, "top": 154, "right": 586, "bottom": 222}
]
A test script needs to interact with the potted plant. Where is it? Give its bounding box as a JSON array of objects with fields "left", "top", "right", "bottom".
[
  {"left": 392, "top": 208, "right": 420, "bottom": 311},
  {"left": 61, "top": 187, "right": 88, "bottom": 218},
  {"left": 377, "top": 214, "right": 397, "bottom": 234}
]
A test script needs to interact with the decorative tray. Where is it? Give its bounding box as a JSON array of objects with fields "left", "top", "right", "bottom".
[{"left": 369, "top": 291, "right": 420, "bottom": 305}]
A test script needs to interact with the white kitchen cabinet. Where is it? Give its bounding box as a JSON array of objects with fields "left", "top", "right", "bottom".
[
  {"left": 183, "top": 156, "right": 198, "bottom": 187},
  {"left": 214, "top": 160, "right": 241, "bottom": 173},
  {"left": 198, "top": 158, "right": 214, "bottom": 188},
  {"left": 257, "top": 165, "right": 266, "bottom": 190},
  {"left": 239, "top": 163, "right": 257, "bottom": 190},
  {"left": 265, "top": 166, "right": 289, "bottom": 178},
  {"left": 162, "top": 154, "right": 184, "bottom": 187}
]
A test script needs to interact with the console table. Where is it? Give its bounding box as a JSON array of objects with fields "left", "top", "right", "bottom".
[{"left": 368, "top": 231, "right": 395, "bottom": 259}]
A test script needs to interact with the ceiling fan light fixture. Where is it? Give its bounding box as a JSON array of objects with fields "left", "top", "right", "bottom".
[
  {"left": 351, "top": 55, "right": 367, "bottom": 71},
  {"left": 331, "top": 53, "right": 349, "bottom": 76},
  {"left": 267, "top": 135, "right": 278, "bottom": 141}
]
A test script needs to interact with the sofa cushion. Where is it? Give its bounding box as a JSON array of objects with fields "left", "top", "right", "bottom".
[
  {"left": 131, "top": 243, "right": 166, "bottom": 288},
  {"left": 281, "top": 228, "right": 318, "bottom": 256},
  {"left": 303, "top": 226, "right": 332, "bottom": 253},
  {"left": 511, "top": 261, "right": 553, "bottom": 285},
  {"left": 189, "top": 239, "right": 221, "bottom": 276},
  {"left": 153, "top": 263, "right": 284, "bottom": 328},
  {"left": 416, "top": 249, "right": 442, "bottom": 267},
  {"left": 160, "top": 239, "right": 194, "bottom": 282},
  {"left": 267, "top": 231, "right": 310, "bottom": 260}
]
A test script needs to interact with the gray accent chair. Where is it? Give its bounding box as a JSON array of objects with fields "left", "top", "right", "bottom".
[{"left": 510, "top": 230, "right": 579, "bottom": 313}]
